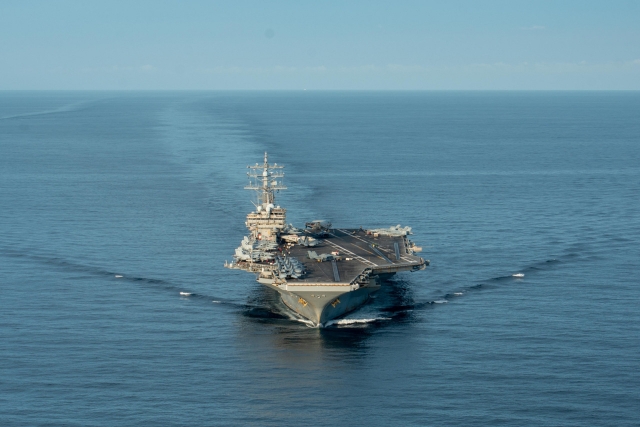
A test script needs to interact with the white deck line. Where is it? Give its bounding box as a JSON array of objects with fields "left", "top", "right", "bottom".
[
  {"left": 336, "top": 229, "right": 370, "bottom": 244},
  {"left": 331, "top": 230, "right": 385, "bottom": 259},
  {"left": 336, "top": 228, "right": 404, "bottom": 264},
  {"left": 335, "top": 229, "right": 421, "bottom": 267},
  {"left": 324, "top": 238, "right": 377, "bottom": 266}
]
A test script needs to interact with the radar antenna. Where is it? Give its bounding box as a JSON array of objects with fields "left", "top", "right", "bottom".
[{"left": 245, "top": 152, "right": 287, "bottom": 206}]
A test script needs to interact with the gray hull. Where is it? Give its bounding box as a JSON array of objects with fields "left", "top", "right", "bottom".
[{"left": 262, "top": 279, "right": 381, "bottom": 326}]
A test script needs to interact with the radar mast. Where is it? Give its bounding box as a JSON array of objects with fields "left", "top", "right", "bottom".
[{"left": 245, "top": 152, "right": 287, "bottom": 206}]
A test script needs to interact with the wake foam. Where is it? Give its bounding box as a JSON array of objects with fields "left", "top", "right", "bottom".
[
  {"left": 324, "top": 317, "right": 391, "bottom": 327},
  {"left": 296, "top": 318, "right": 317, "bottom": 327},
  {"left": 0, "top": 100, "right": 90, "bottom": 121}
]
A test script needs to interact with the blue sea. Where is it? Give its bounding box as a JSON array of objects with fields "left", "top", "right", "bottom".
[{"left": 1, "top": 91, "right": 639, "bottom": 426}]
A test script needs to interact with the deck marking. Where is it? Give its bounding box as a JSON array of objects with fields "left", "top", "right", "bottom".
[
  {"left": 331, "top": 260, "right": 340, "bottom": 282},
  {"left": 370, "top": 245, "right": 393, "bottom": 263},
  {"left": 330, "top": 230, "right": 380, "bottom": 258},
  {"left": 333, "top": 229, "right": 422, "bottom": 267},
  {"left": 324, "top": 238, "right": 377, "bottom": 266},
  {"left": 336, "top": 228, "right": 401, "bottom": 263},
  {"left": 336, "top": 229, "right": 370, "bottom": 244}
]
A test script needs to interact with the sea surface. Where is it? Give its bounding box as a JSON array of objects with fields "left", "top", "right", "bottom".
[{"left": 1, "top": 91, "right": 639, "bottom": 426}]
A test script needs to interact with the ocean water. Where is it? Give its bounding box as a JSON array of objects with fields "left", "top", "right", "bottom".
[{"left": 1, "top": 91, "right": 638, "bottom": 426}]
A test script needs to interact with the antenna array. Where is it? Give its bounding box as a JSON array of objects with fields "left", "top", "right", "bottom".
[{"left": 245, "top": 152, "right": 287, "bottom": 205}]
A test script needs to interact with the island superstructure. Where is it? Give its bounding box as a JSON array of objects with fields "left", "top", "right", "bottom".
[{"left": 225, "top": 153, "right": 428, "bottom": 326}]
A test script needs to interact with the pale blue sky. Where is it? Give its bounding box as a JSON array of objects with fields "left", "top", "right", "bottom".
[{"left": 1, "top": 0, "right": 639, "bottom": 89}]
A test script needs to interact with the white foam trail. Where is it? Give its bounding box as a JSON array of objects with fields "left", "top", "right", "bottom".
[
  {"left": 0, "top": 101, "right": 89, "bottom": 120},
  {"left": 280, "top": 310, "right": 318, "bottom": 327},
  {"left": 212, "top": 300, "right": 221, "bottom": 303},
  {"left": 324, "top": 317, "right": 391, "bottom": 327},
  {"left": 433, "top": 299, "right": 448, "bottom": 304},
  {"left": 296, "top": 318, "right": 317, "bottom": 327},
  {"left": 454, "top": 292, "right": 464, "bottom": 296},
  {"left": 179, "top": 292, "right": 191, "bottom": 296},
  {"left": 512, "top": 273, "right": 525, "bottom": 278},
  {"left": 114, "top": 275, "right": 123, "bottom": 278}
]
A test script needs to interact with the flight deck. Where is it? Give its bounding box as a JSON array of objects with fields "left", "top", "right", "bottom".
[{"left": 282, "top": 229, "right": 426, "bottom": 285}]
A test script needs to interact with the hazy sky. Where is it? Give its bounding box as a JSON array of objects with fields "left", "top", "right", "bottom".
[{"left": 1, "top": 0, "right": 639, "bottom": 90}]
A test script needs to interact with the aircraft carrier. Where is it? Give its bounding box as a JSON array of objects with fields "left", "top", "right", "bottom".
[{"left": 225, "top": 153, "right": 428, "bottom": 326}]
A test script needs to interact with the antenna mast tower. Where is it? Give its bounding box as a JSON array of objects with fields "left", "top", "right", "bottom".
[{"left": 245, "top": 152, "right": 287, "bottom": 206}]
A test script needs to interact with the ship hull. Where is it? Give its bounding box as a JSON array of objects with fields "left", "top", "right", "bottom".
[{"left": 261, "top": 279, "right": 381, "bottom": 326}]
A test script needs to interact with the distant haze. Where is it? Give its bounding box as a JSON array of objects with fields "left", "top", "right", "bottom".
[{"left": 1, "top": 0, "right": 639, "bottom": 90}]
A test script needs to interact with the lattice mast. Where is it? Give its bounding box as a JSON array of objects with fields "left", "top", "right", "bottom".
[
  {"left": 244, "top": 153, "right": 287, "bottom": 241},
  {"left": 245, "top": 152, "right": 286, "bottom": 206}
]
